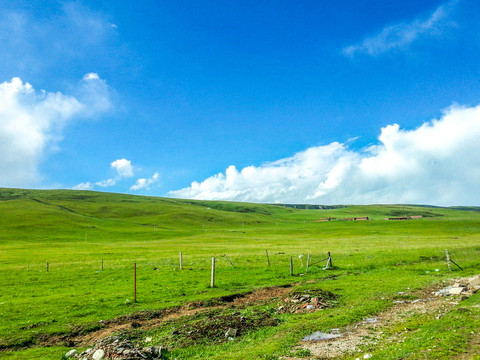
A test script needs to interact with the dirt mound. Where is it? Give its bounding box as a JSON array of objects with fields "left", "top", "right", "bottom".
[
  {"left": 168, "top": 309, "right": 280, "bottom": 347},
  {"left": 278, "top": 289, "right": 338, "bottom": 314}
]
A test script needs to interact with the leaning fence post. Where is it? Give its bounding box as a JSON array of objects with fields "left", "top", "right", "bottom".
[
  {"left": 266, "top": 249, "right": 270, "bottom": 267},
  {"left": 211, "top": 257, "right": 216, "bottom": 287},
  {"left": 325, "top": 252, "right": 332, "bottom": 269},
  {"left": 306, "top": 253, "right": 310, "bottom": 273}
]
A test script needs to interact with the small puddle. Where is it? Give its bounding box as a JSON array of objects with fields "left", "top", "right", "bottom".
[{"left": 302, "top": 331, "right": 342, "bottom": 341}]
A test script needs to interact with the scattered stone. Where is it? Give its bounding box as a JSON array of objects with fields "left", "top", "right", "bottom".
[
  {"left": 70, "top": 336, "right": 164, "bottom": 359},
  {"left": 303, "top": 331, "right": 342, "bottom": 341},
  {"left": 225, "top": 328, "right": 238, "bottom": 338},
  {"left": 469, "top": 275, "right": 480, "bottom": 291},
  {"left": 143, "top": 346, "right": 163, "bottom": 357},
  {"left": 92, "top": 349, "right": 105, "bottom": 360},
  {"left": 363, "top": 354, "right": 372, "bottom": 359},
  {"left": 65, "top": 349, "right": 78, "bottom": 358},
  {"left": 449, "top": 287, "right": 467, "bottom": 295},
  {"left": 278, "top": 290, "right": 337, "bottom": 313},
  {"left": 145, "top": 337, "right": 152, "bottom": 343}
]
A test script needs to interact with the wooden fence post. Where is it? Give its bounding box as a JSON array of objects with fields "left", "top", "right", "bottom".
[
  {"left": 180, "top": 252, "right": 183, "bottom": 270},
  {"left": 211, "top": 257, "right": 216, "bottom": 288},
  {"left": 266, "top": 249, "right": 270, "bottom": 267},
  {"left": 445, "top": 249, "right": 463, "bottom": 271},
  {"left": 134, "top": 263, "right": 137, "bottom": 303},
  {"left": 46, "top": 262, "right": 49, "bottom": 272},
  {"left": 325, "top": 252, "right": 332, "bottom": 269},
  {"left": 306, "top": 253, "right": 310, "bottom": 273},
  {"left": 290, "top": 256, "right": 293, "bottom": 276}
]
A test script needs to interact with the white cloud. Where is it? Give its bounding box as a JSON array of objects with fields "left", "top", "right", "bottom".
[
  {"left": 0, "top": 75, "right": 111, "bottom": 187},
  {"left": 73, "top": 182, "right": 93, "bottom": 190},
  {"left": 169, "top": 103, "right": 480, "bottom": 206},
  {"left": 111, "top": 159, "right": 134, "bottom": 178},
  {"left": 0, "top": 2, "right": 119, "bottom": 75},
  {"left": 75, "top": 158, "right": 146, "bottom": 191},
  {"left": 343, "top": 0, "right": 459, "bottom": 57},
  {"left": 95, "top": 178, "right": 116, "bottom": 188},
  {"left": 83, "top": 73, "right": 100, "bottom": 81},
  {"left": 131, "top": 173, "right": 160, "bottom": 191}
]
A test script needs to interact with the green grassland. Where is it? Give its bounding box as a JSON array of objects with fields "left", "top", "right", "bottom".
[{"left": 0, "top": 188, "right": 479, "bottom": 359}]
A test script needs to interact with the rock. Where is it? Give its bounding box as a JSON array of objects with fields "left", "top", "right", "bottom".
[
  {"left": 469, "top": 275, "right": 480, "bottom": 292},
  {"left": 143, "top": 346, "right": 163, "bottom": 357},
  {"left": 363, "top": 354, "right": 372, "bottom": 359},
  {"left": 469, "top": 275, "right": 480, "bottom": 286},
  {"left": 145, "top": 337, "right": 153, "bottom": 343},
  {"left": 225, "top": 328, "right": 238, "bottom": 338},
  {"left": 449, "top": 287, "right": 467, "bottom": 295},
  {"left": 303, "top": 331, "right": 342, "bottom": 341},
  {"left": 306, "top": 305, "right": 316, "bottom": 310},
  {"left": 152, "top": 346, "right": 163, "bottom": 356},
  {"left": 92, "top": 349, "right": 105, "bottom": 360},
  {"left": 65, "top": 349, "right": 78, "bottom": 358}
]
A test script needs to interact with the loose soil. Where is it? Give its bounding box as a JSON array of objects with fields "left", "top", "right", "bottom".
[
  {"left": 32, "top": 285, "right": 296, "bottom": 349},
  {"left": 286, "top": 276, "right": 479, "bottom": 359}
]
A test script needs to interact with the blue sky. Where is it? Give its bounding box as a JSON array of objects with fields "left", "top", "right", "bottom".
[{"left": 1, "top": 0, "right": 480, "bottom": 205}]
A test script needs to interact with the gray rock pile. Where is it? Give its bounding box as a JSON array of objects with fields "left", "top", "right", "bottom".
[
  {"left": 65, "top": 336, "right": 164, "bottom": 360},
  {"left": 434, "top": 275, "right": 480, "bottom": 297},
  {"left": 277, "top": 290, "right": 336, "bottom": 314}
]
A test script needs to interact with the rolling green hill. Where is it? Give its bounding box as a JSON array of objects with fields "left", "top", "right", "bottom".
[{"left": 1, "top": 188, "right": 480, "bottom": 359}]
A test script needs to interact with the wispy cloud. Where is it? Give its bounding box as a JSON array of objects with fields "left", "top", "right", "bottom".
[
  {"left": 0, "top": 75, "right": 111, "bottom": 187},
  {"left": 343, "top": 0, "right": 459, "bottom": 57},
  {"left": 0, "top": 2, "right": 118, "bottom": 76},
  {"left": 170, "top": 103, "right": 480, "bottom": 206},
  {"left": 83, "top": 159, "right": 135, "bottom": 189},
  {"left": 130, "top": 173, "right": 160, "bottom": 191},
  {"left": 74, "top": 160, "right": 160, "bottom": 192}
]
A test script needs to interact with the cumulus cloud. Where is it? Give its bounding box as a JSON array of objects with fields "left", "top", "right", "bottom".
[
  {"left": 130, "top": 173, "right": 160, "bottom": 191},
  {"left": 169, "top": 104, "right": 480, "bottom": 206},
  {"left": 74, "top": 159, "right": 160, "bottom": 192},
  {"left": 343, "top": 0, "right": 459, "bottom": 57},
  {"left": 77, "top": 158, "right": 135, "bottom": 189},
  {"left": 111, "top": 159, "right": 134, "bottom": 178},
  {"left": 0, "top": 75, "right": 110, "bottom": 187}
]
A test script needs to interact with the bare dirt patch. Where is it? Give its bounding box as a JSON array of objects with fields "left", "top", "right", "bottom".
[
  {"left": 35, "top": 285, "right": 295, "bottom": 349},
  {"left": 289, "top": 276, "right": 479, "bottom": 359}
]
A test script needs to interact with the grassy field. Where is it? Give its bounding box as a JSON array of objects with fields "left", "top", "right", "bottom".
[{"left": 0, "top": 188, "right": 479, "bottom": 359}]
